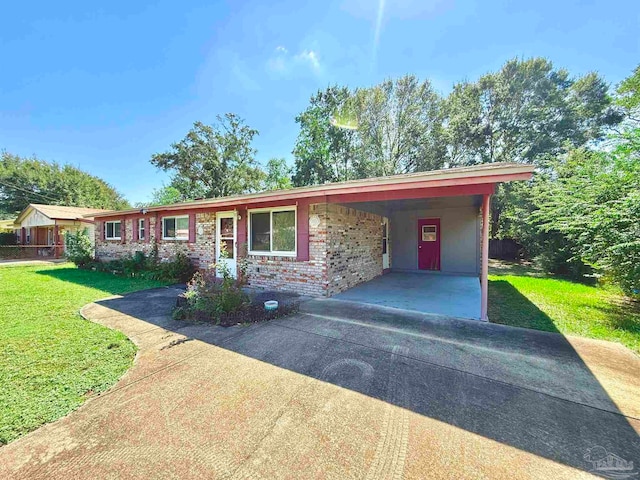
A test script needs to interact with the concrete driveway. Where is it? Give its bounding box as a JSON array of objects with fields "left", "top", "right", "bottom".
[{"left": 1, "top": 287, "right": 639, "bottom": 479}]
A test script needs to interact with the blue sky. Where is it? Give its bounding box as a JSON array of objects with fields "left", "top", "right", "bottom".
[{"left": 1, "top": 0, "right": 638, "bottom": 204}]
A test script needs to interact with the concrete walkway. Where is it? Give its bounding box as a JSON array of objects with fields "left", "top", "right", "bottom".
[
  {"left": 0, "top": 259, "right": 67, "bottom": 267},
  {"left": 334, "top": 272, "right": 482, "bottom": 319},
  {"left": 1, "top": 288, "right": 638, "bottom": 479}
]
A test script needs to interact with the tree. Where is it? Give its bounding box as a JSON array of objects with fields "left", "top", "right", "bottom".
[
  {"left": 292, "top": 78, "right": 445, "bottom": 186},
  {"left": 262, "top": 158, "right": 292, "bottom": 191},
  {"left": 292, "top": 86, "right": 357, "bottom": 186},
  {"left": 445, "top": 58, "right": 621, "bottom": 167},
  {"left": 445, "top": 58, "right": 622, "bottom": 237},
  {"left": 532, "top": 139, "right": 639, "bottom": 295},
  {"left": 151, "top": 114, "right": 264, "bottom": 199},
  {"left": 0, "top": 151, "right": 129, "bottom": 218},
  {"left": 135, "top": 185, "right": 190, "bottom": 208},
  {"left": 616, "top": 64, "right": 640, "bottom": 113},
  {"left": 353, "top": 75, "right": 446, "bottom": 177}
]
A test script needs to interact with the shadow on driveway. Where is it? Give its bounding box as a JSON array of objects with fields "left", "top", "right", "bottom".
[{"left": 81, "top": 286, "right": 640, "bottom": 477}]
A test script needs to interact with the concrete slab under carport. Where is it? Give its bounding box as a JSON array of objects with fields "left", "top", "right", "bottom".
[{"left": 333, "top": 271, "right": 482, "bottom": 319}]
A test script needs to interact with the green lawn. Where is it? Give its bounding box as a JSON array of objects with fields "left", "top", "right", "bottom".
[
  {"left": 489, "top": 261, "right": 640, "bottom": 354},
  {"left": 0, "top": 263, "right": 169, "bottom": 445}
]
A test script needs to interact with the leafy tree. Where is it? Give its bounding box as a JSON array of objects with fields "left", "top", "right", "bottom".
[
  {"left": 445, "top": 58, "right": 622, "bottom": 237},
  {"left": 292, "top": 86, "right": 356, "bottom": 186},
  {"left": 532, "top": 140, "right": 639, "bottom": 295},
  {"left": 136, "top": 185, "right": 190, "bottom": 208},
  {"left": 0, "top": 151, "right": 129, "bottom": 218},
  {"left": 292, "top": 78, "right": 445, "bottom": 185},
  {"left": 262, "top": 158, "right": 292, "bottom": 191},
  {"left": 616, "top": 64, "right": 640, "bottom": 113},
  {"left": 445, "top": 58, "right": 621, "bottom": 167},
  {"left": 151, "top": 114, "right": 264, "bottom": 199},
  {"left": 353, "top": 75, "right": 446, "bottom": 177},
  {"left": 64, "top": 228, "right": 93, "bottom": 267}
]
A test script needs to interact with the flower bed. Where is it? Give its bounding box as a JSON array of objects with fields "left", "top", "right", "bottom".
[{"left": 173, "top": 262, "right": 302, "bottom": 326}]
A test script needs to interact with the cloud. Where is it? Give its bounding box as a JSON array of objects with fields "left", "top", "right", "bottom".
[
  {"left": 295, "top": 50, "right": 321, "bottom": 72},
  {"left": 266, "top": 46, "right": 322, "bottom": 76}
]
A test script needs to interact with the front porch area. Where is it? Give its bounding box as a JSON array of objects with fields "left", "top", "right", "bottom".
[{"left": 333, "top": 272, "right": 482, "bottom": 320}]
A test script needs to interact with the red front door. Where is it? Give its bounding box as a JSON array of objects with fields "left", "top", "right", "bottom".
[{"left": 418, "top": 218, "right": 440, "bottom": 270}]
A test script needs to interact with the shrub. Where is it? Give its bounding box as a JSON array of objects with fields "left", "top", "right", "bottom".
[
  {"left": 64, "top": 229, "right": 93, "bottom": 267},
  {"left": 184, "top": 268, "right": 249, "bottom": 322},
  {"left": 80, "top": 246, "right": 195, "bottom": 283},
  {"left": 151, "top": 250, "right": 196, "bottom": 283},
  {"left": 177, "top": 243, "right": 250, "bottom": 323},
  {"left": 0, "top": 232, "right": 17, "bottom": 246},
  {"left": 121, "top": 251, "right": 147, "bottom": 276}
]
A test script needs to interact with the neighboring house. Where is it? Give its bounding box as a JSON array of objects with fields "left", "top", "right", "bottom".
[
  {"left": 0, "top": 219, "right": 14, "bottom": 233},
  {"left": 91, "top": 163, "right": 533, "bottom": 320},
  {"left": 14, "top": 204, "right": 107, "bottom": 257}
]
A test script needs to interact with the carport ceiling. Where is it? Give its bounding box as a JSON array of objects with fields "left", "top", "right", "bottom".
[{"left": 341, "top": 195, "right": 482, "bottom": 216}]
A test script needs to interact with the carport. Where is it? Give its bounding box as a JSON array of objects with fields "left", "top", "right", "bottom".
[{"left": 333, "top": 272, "right": 482, "bottom": 319}]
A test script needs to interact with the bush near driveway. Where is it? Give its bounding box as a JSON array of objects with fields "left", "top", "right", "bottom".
[{"left": 0, "top": 263, "right": 170, "bottom": 445}]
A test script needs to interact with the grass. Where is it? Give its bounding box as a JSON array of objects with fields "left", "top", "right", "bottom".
[
  {"left": 488, "top": 260, "right": 640, "bottom": 354},
  {"left": 0, "top": 263, "right": 170, "bottom": 445}
]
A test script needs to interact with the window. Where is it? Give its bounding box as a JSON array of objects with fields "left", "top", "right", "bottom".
[
  {"left": 422, "top": 225, "right": 437, "bottom": 242},
  {"left": 162, "top": 216, "right": 189, "bottom": 240},
  {"left": 249, "top": 207, "right": 296, "bottom": 255},
  {"left": 105, "top": 221, "right": 121, "bottom": 240},
  {"left": 382, "top": 221, "right": 388, "bottom": 254},
  {"left": 138, "top": 218, "right": 145, "bottom": 240},
  {"left": 218, "top": 217, "right": 235, "bottom": 259}
]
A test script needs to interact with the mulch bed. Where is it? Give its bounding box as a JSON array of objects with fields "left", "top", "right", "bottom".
[{"left": 175, "top": 290, "right": 301, "bottom": 327}]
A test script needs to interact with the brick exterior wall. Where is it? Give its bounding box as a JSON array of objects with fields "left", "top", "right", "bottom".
[
  {"left": 244, "top": 203, "right": 328, "bottom": 297},
  {"left": 95, "top": 202, "right": 384, "bottom": 297},
  {"left": 325, "top": 204, "right": 383, "bottom": 296},
  {"left": 95, "top": 213, "right": 216, "bottom": 267}
]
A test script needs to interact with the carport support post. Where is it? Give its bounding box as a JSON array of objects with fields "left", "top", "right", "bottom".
[
  {"left": 480, "top": 194, "right": 491, "bottom": 321},
  {"left": 54, "top": 225, "right": 60, "bottom": 259}
]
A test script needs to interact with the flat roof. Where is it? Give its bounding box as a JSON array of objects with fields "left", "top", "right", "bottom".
[{"left": 90, "top": 162, "right": 534, "bottom": 219}]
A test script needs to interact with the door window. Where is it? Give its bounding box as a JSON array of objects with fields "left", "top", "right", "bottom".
[
  {"left": 382, "top": 221, "right": 388, "bottom": 254},
  {"left": 219, "top": 217, "right": 235, "bottom": 259},
  {"left": 422, "top": 225, "right": 437, "bottom": 242}
]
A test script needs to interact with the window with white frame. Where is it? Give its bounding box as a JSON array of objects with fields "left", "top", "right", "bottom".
[
  {"left": 138, "top": 218, "right": 145, "bottom": 240},
  {"left": 162, "top": 215, "right": 189, "bottom": 240},
  {"left": 249, "top": 207, "right": 296, "bottom": 255},
  {"left": 105, "top": 221, "right": 121, "bottom": 240}
]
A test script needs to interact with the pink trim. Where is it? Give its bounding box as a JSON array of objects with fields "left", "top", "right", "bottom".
[
  {"left": 155, "top": 214, "right": 161, "bottom": 242},
  {"left": 329, "top": 183, "right": 496, "bottom": 204},
  {"left": 144, "top": 218, "right": 150, "bottom": 243},
  {"left": 121, "top": 218, "right": 126, "bottom": 244},
  {"left": 132, "top": 217, "right": 139, "bottom": 242},
  {"left": 480, "top": 194, "right": 491, "bottom": 321},
  {"left": 296, "top": 200, "right": 310, "bottom": 261},
  {"left": 93, "top": 185, "right": 497, "bottom": 223},
  {"left": 98, "top": 221, "right": 104, "bottom": 241},
  {"left": 91, "top": 171, "right": 531, "bottom": 219},
  {"left": 53, "top": 225, "right": 60, "bottom": 258},
  {"left": 237, "top": 206, "right": 247, "bottom": 251},
  {"left": 188, "top": 214, "right": 196, "bottom": 243}
]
